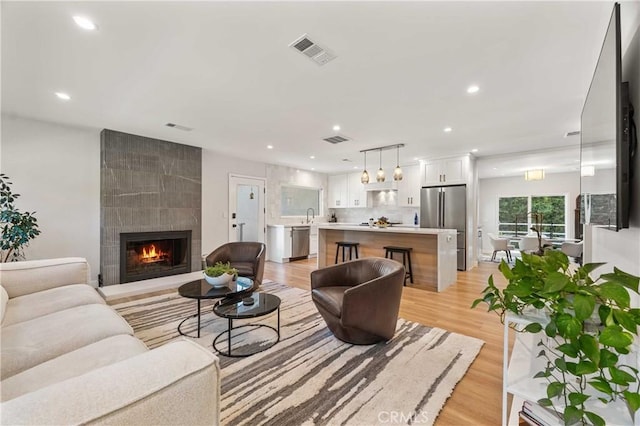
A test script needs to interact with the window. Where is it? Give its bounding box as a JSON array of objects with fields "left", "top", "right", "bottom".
[
  {"left": 498, "top": 197, "right": 528, "bottom": 237},
  {"left": 498, "top": 195, "right": 567, "bottom": 239},
  {"left": 280, "top": 185, "right": 321, "bottom": 217},
  {"left": 531, "top": 196, "right": 566, "bottom": 239}
]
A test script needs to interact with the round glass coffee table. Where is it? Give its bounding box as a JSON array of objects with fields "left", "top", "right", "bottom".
[
  {"left": 212, "top": 292, "right": 281, "bottom": 357},
  {"left": 177, "top": 276, "right": 253, "bottom": 338}
]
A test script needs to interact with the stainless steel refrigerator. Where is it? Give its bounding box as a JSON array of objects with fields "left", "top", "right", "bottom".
[{"left": 420, "top": 184, "right": 466, "bottom": 270}]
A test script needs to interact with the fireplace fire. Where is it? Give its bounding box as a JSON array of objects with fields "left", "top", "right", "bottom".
[
  {"left": 139, "top": 244, "right": 168, "bottom": 263},
  {"left": 120, "top": 231, "right": 192, "bottom": 283}
]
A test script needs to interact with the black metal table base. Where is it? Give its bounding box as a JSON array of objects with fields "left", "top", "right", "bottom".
[
  {"left": 178, "top": 299, "right": 203, "bottom": 338},
  {"left": 212, "top": 309, "right": 280, "bottom": 357}
]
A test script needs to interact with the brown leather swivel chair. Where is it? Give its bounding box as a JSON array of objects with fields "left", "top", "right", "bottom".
[
  {"left": 311, "top": 257, "right": 405, "bottom": 345},
  {"left": 204, "top": 242, "right": 266, "bottom": 290}
]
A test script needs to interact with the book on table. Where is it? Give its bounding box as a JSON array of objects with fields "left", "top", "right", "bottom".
[{"left": 521, "top": 400, "right": 562, "bottom": 426}]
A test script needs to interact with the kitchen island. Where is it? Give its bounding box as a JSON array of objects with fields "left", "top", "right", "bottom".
[{"left": 317, "top": 225, "right": 457, "bottom": 292}]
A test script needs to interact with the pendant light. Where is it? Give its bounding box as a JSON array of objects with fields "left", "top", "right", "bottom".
[
  {"left": 376, "top": 149, "right": 385, "bottom": 182},
  {"left": 393, "top": 145, "right": 403, "bottom": 181},
  {"left": 361, "top": 151, "right": 370, "bottom": 184}
]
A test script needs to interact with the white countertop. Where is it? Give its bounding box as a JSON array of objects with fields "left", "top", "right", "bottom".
[{"left": 317, "top": 224, "right": 456, "bottom": 235}]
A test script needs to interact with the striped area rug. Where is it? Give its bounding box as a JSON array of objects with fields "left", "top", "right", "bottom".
[{"left": 113, "top": 281, "right": 484, "bottom": 425}]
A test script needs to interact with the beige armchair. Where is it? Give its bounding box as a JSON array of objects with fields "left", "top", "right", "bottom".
[
  {"left": 310, "top": 257, "right": 405, "bottom": 345},
  {"left": 204, "top": 242, "right": 266, "bottom": 290}
]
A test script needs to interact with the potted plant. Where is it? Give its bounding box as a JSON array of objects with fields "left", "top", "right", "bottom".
[
  {"left": 473, "top": 250, "right": 640, "bottom": 425},
  {"left": 203, "top": 261, "right": 238, "bottom": 287},
  {"left": 0, "top": 174, "right": 41, "bottom": 262}
]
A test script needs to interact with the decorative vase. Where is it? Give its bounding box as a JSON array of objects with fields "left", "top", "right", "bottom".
[{"left": 203, "top": 272, "right": 233, "bottom": 287}]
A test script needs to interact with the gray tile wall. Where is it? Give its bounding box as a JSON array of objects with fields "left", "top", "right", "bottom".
[{"left": 100, "top": 129, "right": 202, "bottom": 285}]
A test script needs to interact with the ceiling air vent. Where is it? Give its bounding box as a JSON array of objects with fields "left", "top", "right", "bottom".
[
  {"left": 289, "top": 34, "right": 336, "bottom": 66},
  {"left": 323, "top": 135, "right": 350, "bottom": 144},
  {"left": 165, "top": 123, "right": 193, "bottom": 131},
  {"left": 564, "top": 130, "right": 580, "bottom": 137}
]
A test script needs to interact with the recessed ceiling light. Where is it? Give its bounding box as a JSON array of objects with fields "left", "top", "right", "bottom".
[
  {"left": 296, "top": 170, "right": 300, "bottom": 173},
  {"left": 311, "top": 168, "right": 315, "bottom": 171},
  {"left": 467, "top": 85, "right": 480, "bottom": 94},
  {"left": 471, "top": 148, "right": 479, "bottom": 153},
  {"left": 444, "top": 127, "right": 452, "bottom": 133},
  {"left": 353, "top": 166, "right": 358, "bottom": 169},
  {"left": 310, "top": 155, "right": 315, "bottom": 159},
  {"left": 55, "top": 92, "right": 71, "bottom": 100},
  {"left": 267, "top": 145, "right": 273, "bottom": 149},
  {"left": 72, "top": 16, "right": 97, "bottom": 31},
  {"left": 413, "top": 157, "right": 419, "bottom": 161},
  {"left": 332, "top": 125, "right": 341, "bottom": 131},
  {"left": 493, "top": 167, "right": 498, "bottom": 170}
]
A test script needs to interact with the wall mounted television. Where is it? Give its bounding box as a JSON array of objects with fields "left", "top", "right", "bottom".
[{"left": 580, "top": 2, "right": 636, "bottom": 231}]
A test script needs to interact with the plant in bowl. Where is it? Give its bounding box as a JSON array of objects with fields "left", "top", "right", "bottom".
[
  {"left": 472, "top": 250, "right": 640, "bottom": 425},
  {"left": 375, "top": 216, "right": 390, "bottom": 228},
  {"left": 203, "top": 261, "right": 238, "bottom": 287}
]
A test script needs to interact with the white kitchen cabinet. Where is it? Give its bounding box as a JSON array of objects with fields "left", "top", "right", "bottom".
[
  {"left": 328, "top": 174, "right": 348, "bottom": 208},
  {"left": 422, "top": 156, "right": 466, "bottom": 186},
  {"left": 266, "top": 225, "right": 292, "bottom": 263},
  {"left": 328, "top": 173, "right": 366, "bottom": 208},
  {"left": 397, "top": 164, "right": 421, "bottom": 207},
  {"left": 309, "top": 224, "right": 318, "bottom": 256},
  {"left": 347, "top": 172, "right": 368, "bottom": 208}
]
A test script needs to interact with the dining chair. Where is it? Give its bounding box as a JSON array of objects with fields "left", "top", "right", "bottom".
[
  {"left": 488, "top": 233, "right": 514, "bottom": 262},
  {"left": 561, "top": 241, "right": 583, "bottom": 265}
]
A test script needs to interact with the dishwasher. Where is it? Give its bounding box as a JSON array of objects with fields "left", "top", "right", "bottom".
[{"left": 291, "top": 226, "right": 310, "bottom": 260}]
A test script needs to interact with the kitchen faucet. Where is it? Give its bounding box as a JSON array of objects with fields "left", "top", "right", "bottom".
[{"left": 306, "top": 208, "right": 315, "bottom": 224}]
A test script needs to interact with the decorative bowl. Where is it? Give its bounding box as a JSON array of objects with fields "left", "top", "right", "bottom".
[{"left": 203, "top": 272, "right": 233, "bottom": 287}]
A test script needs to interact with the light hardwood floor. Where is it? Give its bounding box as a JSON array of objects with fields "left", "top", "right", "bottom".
[{"left": 265, "top": 258, "right": 510, "bottom": 426}]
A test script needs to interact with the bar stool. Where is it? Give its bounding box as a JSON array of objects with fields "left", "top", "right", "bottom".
[
  {"left": 335, "top": 242, "right": 360, "bottom": 264},
  {"left": 383, "top": 246, "right": 414, "bottom": 285}
]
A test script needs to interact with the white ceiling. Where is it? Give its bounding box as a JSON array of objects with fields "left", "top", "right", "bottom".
[{"left": 1, "top": 1, "right": 614, "bottom": 177}]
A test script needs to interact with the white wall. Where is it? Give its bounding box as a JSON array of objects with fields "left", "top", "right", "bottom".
[
  {"left": 478, "top": 171, "right": 580, "bottom": 253},
  {"left": 0, "top": 114, "right": 101, "bottom": 282},
  {"left": 588, "top": 2, "right": 640, "bottom": 277},
  {"left": 200, "top": 148, "right": 267, "bottom": 256},
  {"left": 200, "top": 155, "right": 331, "bottom": 255},
  {"left": 1, "top": 114, "right": 333, "bottom": 278}
]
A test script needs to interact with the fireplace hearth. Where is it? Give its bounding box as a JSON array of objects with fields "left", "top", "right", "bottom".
[{"left": 120, "top": 231, "right": 192, "bottom": 283}]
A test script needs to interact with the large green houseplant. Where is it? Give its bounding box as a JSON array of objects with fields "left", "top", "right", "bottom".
[
  {"left": 473, "top": 250, "right": 640, "bottom": 425},
  {"left": 0, "top": 174, "right": 41, "bottom": 262}
]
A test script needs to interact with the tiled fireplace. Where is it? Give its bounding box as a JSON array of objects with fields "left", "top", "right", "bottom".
[
  {"left": 120, "top": 230, "right": 192, "bottom": 283},
  {"left": 100, "top": 129, "right": 202, "bottom": 286}
]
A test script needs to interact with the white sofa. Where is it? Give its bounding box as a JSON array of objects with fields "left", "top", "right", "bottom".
[{"left": 0, "top": 257, "right": 220, "bottom": 425}]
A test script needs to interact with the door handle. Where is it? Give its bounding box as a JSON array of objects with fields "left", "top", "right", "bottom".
[{"left": 441, "top": 191, "right": 446, "bottom": 227}]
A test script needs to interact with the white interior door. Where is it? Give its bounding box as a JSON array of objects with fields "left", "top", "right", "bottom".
[{"left": 228, "top": 175, "right": 266, "bottom": 243}]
